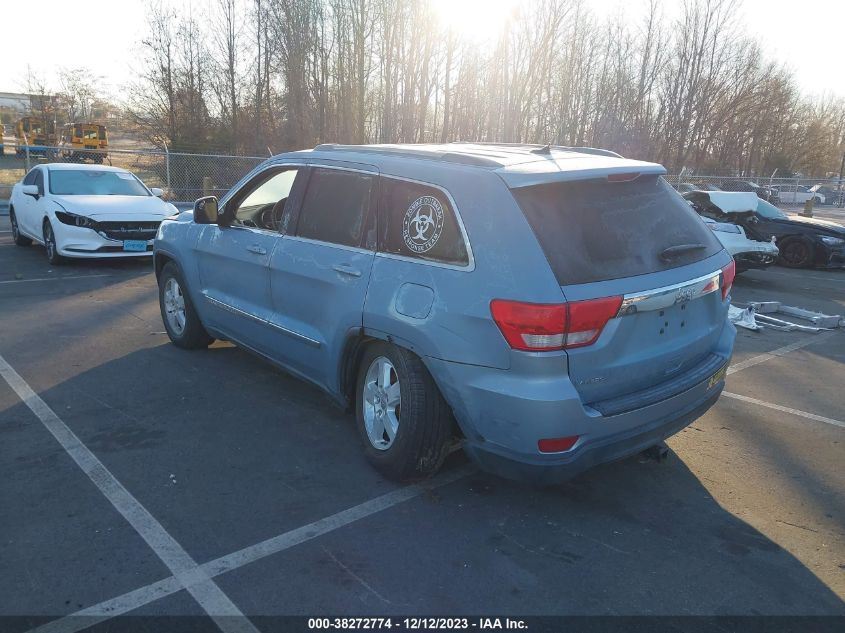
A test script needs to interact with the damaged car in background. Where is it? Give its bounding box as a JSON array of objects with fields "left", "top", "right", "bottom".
[
  {"left": 683, "top": 190, "right": 845, "bottom": 269},
  {"left": 682, "top": 191, "right": 778, "bottom": 272},
  {"left": 8, "top": 163, "right": 176, "bottom": 264}
]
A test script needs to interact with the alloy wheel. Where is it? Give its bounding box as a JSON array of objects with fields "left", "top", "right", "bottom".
[
  {"left": 44, "top": 223, "right": 56, "bottom": 261},
  {"left": 362, "top": 356, "right": 401, "bottom": 450},
  {"left": 163, "top": 277, "right": 187, "bottom": 335}
]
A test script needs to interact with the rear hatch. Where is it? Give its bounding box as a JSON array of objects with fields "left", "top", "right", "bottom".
[{"left": 510, "top": 173, "right": 730, "bottom": 406}]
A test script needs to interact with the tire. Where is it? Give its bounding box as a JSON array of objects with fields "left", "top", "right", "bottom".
[
  {"left": 9, "top": 209, "right": 32, "bottom": 246},
  {"left": 158, "top": 261, "right": 214, "bottom": 349},
  {"left": 42, "top": 219, "right": 65, "bottom": 265},
  {"left": 778, "top": 238, "right": 812, "bottom": 268},
  {"left": 355, "top": 342, "right": 452, "bottom": 481}
]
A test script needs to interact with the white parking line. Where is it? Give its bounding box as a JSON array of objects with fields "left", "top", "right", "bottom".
[
  {"left": 0, "top": 354, "right": 260, "bottom": 633},
  {"left": 0, "top": 274, "right": 113, "bottom": 284},
  {"left": 722, "top": 391, "right": 845, "bottom": 429},
  {"left": 726, "top": 331, "right": 836, "bottom": 375},
  {"left": 26, "top": 465, "right": 474, "bottom": 633}
]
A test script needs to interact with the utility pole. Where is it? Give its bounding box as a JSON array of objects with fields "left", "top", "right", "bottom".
[{"left": 838, "top": 150, "right": 845, "bottom": 208}]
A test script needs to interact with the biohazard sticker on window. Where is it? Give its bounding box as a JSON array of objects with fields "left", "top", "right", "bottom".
[{"left": 402, "top": 195, "right": 445, "bottom": 253}]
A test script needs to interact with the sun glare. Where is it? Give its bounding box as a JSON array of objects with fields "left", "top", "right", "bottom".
[{"left": 430, "top": 0, "right": 523, "bottom": 42}]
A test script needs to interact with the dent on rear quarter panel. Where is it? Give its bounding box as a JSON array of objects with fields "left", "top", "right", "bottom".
[{"left": 363, "top": 165, "right": 564, "bottom": 370}]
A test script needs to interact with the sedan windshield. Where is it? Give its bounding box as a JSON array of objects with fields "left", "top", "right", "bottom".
[
  {"left": 49, "top": 169, "right": 150, "bottom": 196},
  {"left": 756, "top": 198, "right": 788, "bottom": 219}
]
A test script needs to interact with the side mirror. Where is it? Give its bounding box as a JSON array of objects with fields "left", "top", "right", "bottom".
[
  {"left": 150, "top": 187, "right": 164, "bottom": 197},
  {"left": 22, "top": 184, "right": 39, "bottom": 198},
  {"left": 194, "top": 196, "right": 219, "bottom": 224}
]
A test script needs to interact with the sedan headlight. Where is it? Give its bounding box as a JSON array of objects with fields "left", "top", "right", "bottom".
[
  {"left": 819, "top": 236, "right": 844, "bottom": 246},
  {"left": 55, "top": 211, "right": 96, "bottom": 229}
]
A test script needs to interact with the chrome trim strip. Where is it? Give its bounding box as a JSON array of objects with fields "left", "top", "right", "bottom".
[
  {"left": 201, "top": 291, "right": 321, "bottom": 347},
  {"left": 284, "top": 234, "right": 373, "bottom": 255},
  {"left": 616, "top": 270, "right": 722, "bottom": 316}
]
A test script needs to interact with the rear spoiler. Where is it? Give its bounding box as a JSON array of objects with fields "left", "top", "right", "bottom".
[{"left": 497, "top": 157, "right": 666, "bottom": 189}]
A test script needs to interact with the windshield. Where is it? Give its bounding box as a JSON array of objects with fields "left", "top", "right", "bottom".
[
  {"left": 49, "top": 169, "right": 150, "bottom": 196},
  {"left": 756, "top": 198, "right": 788, "bottom": 219}
]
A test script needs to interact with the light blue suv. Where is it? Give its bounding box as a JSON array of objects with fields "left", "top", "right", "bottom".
[{"left": 154, "top": 144, "right": 736, "bottom": 483}]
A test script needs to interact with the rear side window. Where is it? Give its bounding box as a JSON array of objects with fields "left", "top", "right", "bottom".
[
  {"left": 378, "top": 178, "right": 468, "bottom": 266},
  {"left": 296, "top": 168, "right": 374, "bottom": 248},
  {"left": 511, "top": 176, "right": 722, "bottom": 285}
]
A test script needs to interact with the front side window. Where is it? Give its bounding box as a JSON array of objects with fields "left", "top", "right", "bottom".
[
  {"left": 49, "top": 169, "right": 150, "bottom": 196},
  {"left": 296, "top": 168, "right": 374, "bottom": 248},
  {"left": 23, "top": 169, "right": 38, "bottom": 186},
  {"left": 230, "top": 168, "right": 301, "bottom": 232},
  {"left": 378, "top": 178, "right": 469, "bottom": 266}
]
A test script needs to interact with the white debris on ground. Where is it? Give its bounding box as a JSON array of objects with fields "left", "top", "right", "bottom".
[
  {"left": 728, "top": 305, "right": 763, "bottom": 331},
  {"left": 728, "top": 302, "right": 844, "bottom": 333}
]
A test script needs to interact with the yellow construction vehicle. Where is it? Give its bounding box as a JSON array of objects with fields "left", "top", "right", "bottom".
[
  {"left": 60, "top": 122, "right": 109, "bottom": 163},
  {"left": 15, "top": 116, "right": 57, "bottom": 156}
]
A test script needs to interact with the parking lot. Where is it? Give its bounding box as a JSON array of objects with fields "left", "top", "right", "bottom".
[{"left": 0, "top": 212, "right": 843, "bottom": 631}]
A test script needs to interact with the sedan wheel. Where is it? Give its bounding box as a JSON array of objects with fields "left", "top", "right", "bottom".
[
  {"left": 779, "top": 239, "right": 811, "bottom": 268},
  {"left": 43, "top": 220, "right": 64, "bottom": 265},
  {"left": 362, "top": 356, "right": 401, "bottom": 450},
  {"left": 10, "top": 210, "right": 32, "bottom": 246}
]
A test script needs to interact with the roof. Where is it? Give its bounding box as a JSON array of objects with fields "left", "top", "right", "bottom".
[
  {"left": 44, "top": 163, "right": 127, "bottom": 173},
  {"left": 295, "top": 143, "right": 665, "bottom": 188}
]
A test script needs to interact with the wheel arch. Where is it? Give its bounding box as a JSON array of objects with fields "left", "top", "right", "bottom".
[
  {"left": 154, "top": 249, "right": 185, "bottom": 282},
  {"left": 339, "top": 329, "right": 432, "bottom": 407},
  {"left": 338, "top": 329, "right": 463, "bottom": 436}
]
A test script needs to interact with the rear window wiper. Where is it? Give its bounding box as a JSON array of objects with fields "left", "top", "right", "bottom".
[{"left": 659, "top": 243, "right": 708, "bottom": 262}]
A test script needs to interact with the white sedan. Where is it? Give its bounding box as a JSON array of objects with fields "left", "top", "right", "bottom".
[
  {"left": 9, "top": 164, "right": 176, "bottom": 264},
  {"left": 773, "top": 185, "right": 825, "bottom": 205}
]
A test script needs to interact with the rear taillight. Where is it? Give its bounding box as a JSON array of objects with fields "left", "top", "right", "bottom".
[
  {"left": 489, "top": 300, "right": 567, "bottom": 351},
  {"left": 490, "top": 296, "right": 622, "bottom": 352},
  {"left": 721, "top": 259, "right": 736, "bottom": 301},
  {"left": 566, "top": 296, "right": 623, "bottom": 348}
]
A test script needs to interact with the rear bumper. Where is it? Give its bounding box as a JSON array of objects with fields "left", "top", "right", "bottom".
[
  {"left": 463, "top": 387, "right": 721, "bottom": 484},
  {"left": 426, "top": 322, "right": 735, "bottom": 483}
]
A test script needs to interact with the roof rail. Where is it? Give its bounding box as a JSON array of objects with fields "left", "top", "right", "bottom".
[
  {"left": 312, "top": 143, "right": 501, "bottom": 167},
  {"left": 449, "top": 141, "right": 624, "bottom": 159}
]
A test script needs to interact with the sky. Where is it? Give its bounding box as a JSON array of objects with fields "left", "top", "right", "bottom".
[{"left": 1, "top": 0, "right": 843, "bottom": 100}]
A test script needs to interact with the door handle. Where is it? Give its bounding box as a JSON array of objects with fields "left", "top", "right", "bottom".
[
  {"left": 246, "top": 244, "right": 267, "bottom": 255},
  {"left": 332, "top": 264, "right": 362, "bottom": 277}
]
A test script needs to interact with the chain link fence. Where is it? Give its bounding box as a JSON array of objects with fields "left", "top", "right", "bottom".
[
  {"left": 666, "top": 172, "right": 845, "bottom": 208},
  {"left": 2, "top": 143, "right": 843, "bottom": 211},
  {"left": 0, "top": 144, "right": 266, "bottom": 208}
]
